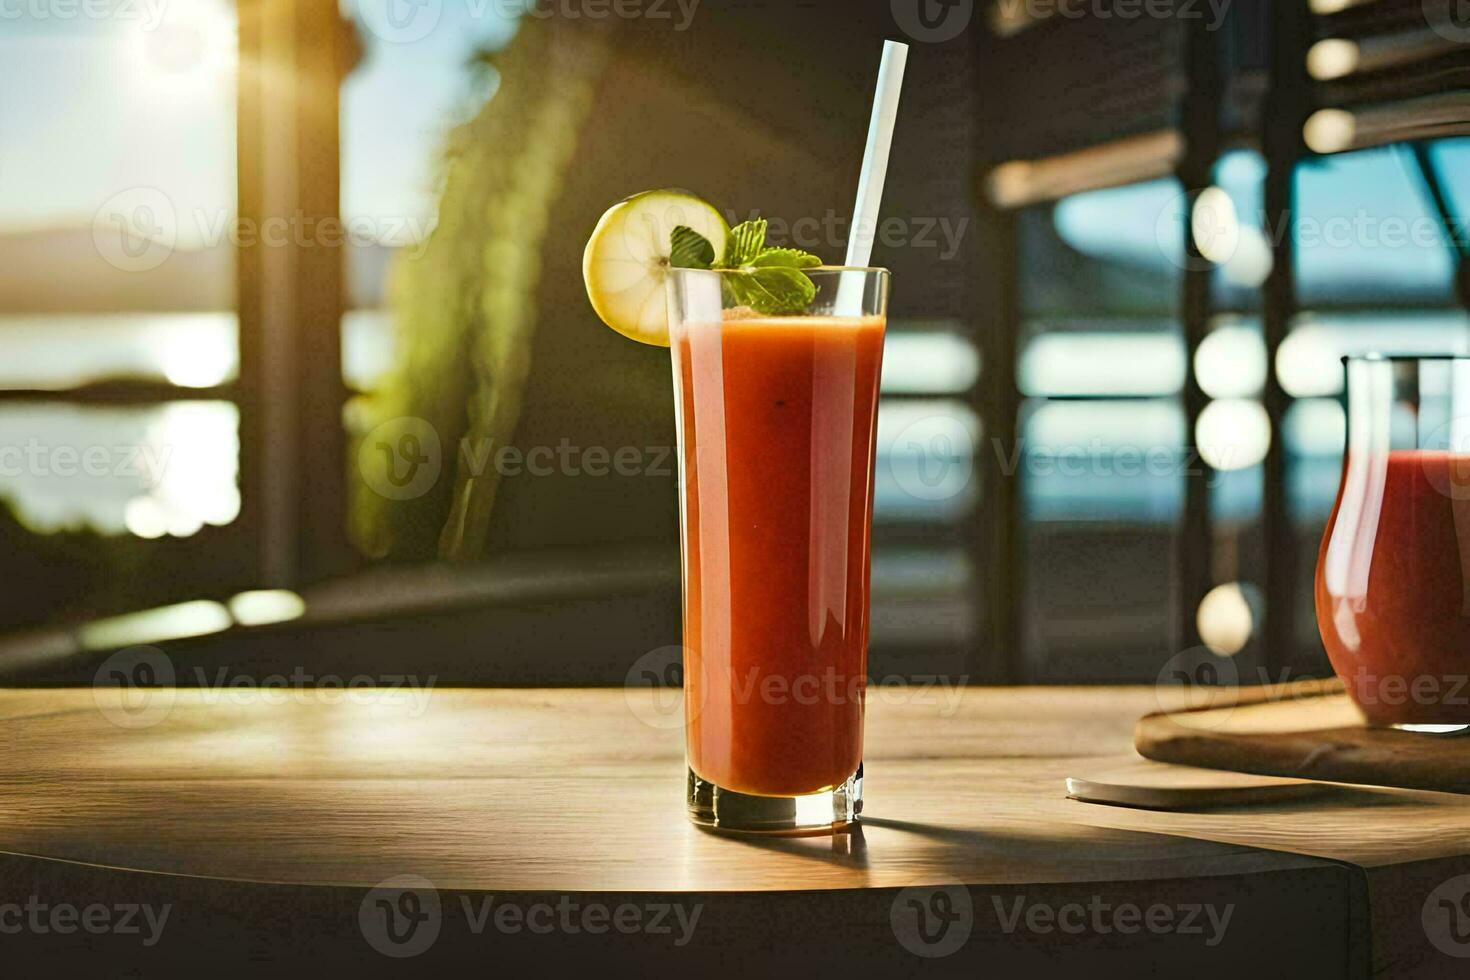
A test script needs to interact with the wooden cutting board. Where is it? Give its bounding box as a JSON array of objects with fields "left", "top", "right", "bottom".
[
  {"left": 1066, "top": 759, "right": 1334, "bottom": 810},
  {"left": 1135, "top": 678, "right": 1470, "bottom": 795}
]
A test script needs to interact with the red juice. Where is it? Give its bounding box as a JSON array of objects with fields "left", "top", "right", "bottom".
[
  {"left": 1316, "top": 449, "right": 1470, "bottom": 724},
  {"left": 672, "top": 312, "right": 885, "bottom": 797}
]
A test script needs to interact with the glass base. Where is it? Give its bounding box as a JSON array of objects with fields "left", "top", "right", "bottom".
[
  {"left": 687, "top": 763, "right": 862, "bottom": 835},
  {"left": 1391, "top": 723, "right": 1470, "bottom": 735}
]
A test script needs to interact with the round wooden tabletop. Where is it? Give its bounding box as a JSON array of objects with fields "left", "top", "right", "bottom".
[{"left": 4, "top": 686, "right": 1468, "bottom": 975}]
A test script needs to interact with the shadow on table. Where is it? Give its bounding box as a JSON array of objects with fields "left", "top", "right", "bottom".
[
  {"left": 717, "top": 817, "right": 1084, "bottom": 873},
  {"left": 714, "top": 824, "right": 871, "bottom": 870},
  {"left": 712, "top": 784, "right": 1458, "bottom": 878}
]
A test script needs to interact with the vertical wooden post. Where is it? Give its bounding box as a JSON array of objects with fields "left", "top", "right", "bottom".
[
  {"left": 236, "top": 0, "right": 352, "bottom": 587},
  {"left": 1176, "top": 15, "right": 1224, "bottom": 655},
  {"left": 1262, "top": 3, "right": 1310, "bottom": 675},
  {"left": 978, "top": 201, "right": 1022, "bottom": 684}
]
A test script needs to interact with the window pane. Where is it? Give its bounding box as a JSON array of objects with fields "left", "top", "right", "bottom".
[
  {"left": 0, "top": 6, "right": 236, "bottom": 230},
  {"left": 1021, "top": 399, "right": 1184, "bottom": 524},
  {"left": 0, "top": 3, "right": 238, "bottom": 385},
  {"left": 0, "top": 4, "right": 242, "bottom": 556},
  {"left": 0, "top": 313, "right": 236, "bottom": 390},
  {"left": 1024, "top": 177, "right": 1183, "bottom": 320},
  {"left": 339, "top": 2, "right": 521, "bottom": 392},
  {"left": 875, "top": 398, "right": 980, "bottom": 524},
  {"left": 0, "top": 402, "right": 238, "bottom": 537},
  {"left": 1015, "top": 178, "right": 1186, "bottom": 677},
  {"left": 1295, "top": 142, "right": 1467, "bottom": 309},
  {"left": 1021, "top": 329, "right": 1182, "bottom": 397},
  {"left": 881, "top": 324, "right": 979, "bottom": 395},
  {"left": 1209, "top": 149, "right": 1269, "bottom": 314}
]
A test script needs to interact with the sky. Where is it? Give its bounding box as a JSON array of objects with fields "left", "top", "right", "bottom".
[
  {"left": 1053, "top": 142, "right": 1470, "bottom": 301},
  {"left": 5, "top": 2, "right": 1468, "bottom": 287},
  {"left": 0, "top": 0, "right": 520, "bottom": 238}
]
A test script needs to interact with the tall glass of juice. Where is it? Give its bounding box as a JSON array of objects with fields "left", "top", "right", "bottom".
[
  {"left": 667, "top": 266, "right": 888, "bottom": 833},
  {"left": 1316, "top": 354, "right": 1470, "bottom": 729}
]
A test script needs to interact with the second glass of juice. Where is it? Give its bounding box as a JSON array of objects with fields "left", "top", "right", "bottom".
[
  {"left": 1316, "top": 354, "right": 1470, "bottom": 728},
  {"left": 667, "top": 266, "right": 888, "bottom": 833}
]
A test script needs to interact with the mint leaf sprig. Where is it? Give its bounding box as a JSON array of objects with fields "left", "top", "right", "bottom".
[{"left": 669, "top": 218, "right": 821, "bottom": 315}]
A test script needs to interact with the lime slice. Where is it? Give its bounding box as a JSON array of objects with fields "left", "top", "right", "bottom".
[{"left": 582, "top": 189, "right": 729, "bottom": 346}]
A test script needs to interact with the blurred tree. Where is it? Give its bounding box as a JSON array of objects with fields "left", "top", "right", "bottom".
[
  {"left": 356, "top": 5, "right": 904, "bottom": 561},
  {"left": 353, "top": 21, "right": 611, "bottom": 560}
]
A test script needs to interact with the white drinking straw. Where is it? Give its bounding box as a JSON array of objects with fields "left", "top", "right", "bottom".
[{"left": 844, "top": 39, "right": 909, "bottom": 269}]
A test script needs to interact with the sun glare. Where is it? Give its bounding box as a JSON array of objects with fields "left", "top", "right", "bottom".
[{"left": 128, "top": 3, "right": 237, "bottom": 96}]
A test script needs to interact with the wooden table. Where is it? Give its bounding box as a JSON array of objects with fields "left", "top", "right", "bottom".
[{"left": 4, "top": 686, "right": 1469, "bottom": 976}]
